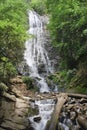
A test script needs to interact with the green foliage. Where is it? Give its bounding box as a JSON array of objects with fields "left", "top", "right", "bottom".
[
  {"left": 47, "top": 0, "right": 87, "bottom": 68},
  {"left": 30, "top": 0, "right": 47, "bottom": 15},
  {"left": 75, "top": 86, "right": 87, "bottom": 94},
  {"left": 46, "top": 0, "right": 87, "bottom": 93},
  {"left": 48, "top": 69, "right": 77, "bottom": 92},
  {"left": 22, "top": 76, "right": 34, "bottom": 89},
  {"left": 0, "top": 57, "right": 17, "bottom": 83},
  {"left": 28, "top": 106, "right": 39, "bottom": 116},
  {"left": 0, "top": 0, "right": 29, "bottom": 83},
  {"left": 48, "top": 74, "right": 59, "bottom": 85}
]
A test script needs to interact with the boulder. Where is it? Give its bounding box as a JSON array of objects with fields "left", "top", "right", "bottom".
[
  {"left": 1, "top": 120, "right": 26, "bottom": 130},
  {"left": 15, "top": 98, "right": 29, "bottom": 109},
  {"left": 12, "top": 87, "right": 23, "bottom": 98},
  {"left": 0, "top": 98, "right": 15, "bottom": 119},
  {"left": 33, "top": 116, "right": 41, "bottom": 123},
  {"left": 3, "top": 92, "right": 16, "bottom": 102},
  {"left": 70, "top": 111, "right": 77, "bottom": 120},
  {"left": 10, "top": 77, "right": 23, "bottom": 84}
]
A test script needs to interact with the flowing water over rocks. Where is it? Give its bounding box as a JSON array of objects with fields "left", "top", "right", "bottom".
[
  {"left": 29, "top": 99, "right": 55, "bottom": 130},
  {"left": 0, "top": 76, "right": 87, "bottom": 130},
  {"left": 24, "top": 10, "right": 58, "bottom": 130},
  {"left": 24, "top": 10, "right": 57, "bottom": 93}
]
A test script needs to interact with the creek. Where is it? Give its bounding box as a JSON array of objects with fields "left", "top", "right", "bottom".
[
  {"left": 24, "top": 10, "right": 57, "bottom": 130},
  {"left": 24, "top": 10, "right": 71, "bottom": 130}
]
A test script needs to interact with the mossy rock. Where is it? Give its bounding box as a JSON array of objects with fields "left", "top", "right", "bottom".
[
  {"left": 0, "top": 82, "right": 8, "bottom": 94},
  {"left": 28, "top": 107, "right": 39, "bottom": 116}
]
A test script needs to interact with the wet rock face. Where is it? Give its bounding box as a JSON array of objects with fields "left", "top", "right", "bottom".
[
  {"left": 0, "top": 95, "right": 29, "bottom": 130},
  {"left": 17, "top": 61, "right": 29, "bottom": 76},
  {"left": 44, "top": 36, "right": 60, "bottom": 71},
  {"left": 58, "top": 97, "right": 87, "bottom": 130},
  {"left": 38, "top": 64, "right": 46, "bottom": 74}
]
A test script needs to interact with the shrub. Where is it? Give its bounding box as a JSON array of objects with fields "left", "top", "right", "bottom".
[
  {"left": 22, "top": 76, "right": 34, "bottom": 89},
  {"left": 30, "top": 0, "right": 46, "bottom": 15}
]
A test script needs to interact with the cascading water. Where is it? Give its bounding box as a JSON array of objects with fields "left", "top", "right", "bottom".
[
  {"left": 24, "top": 10, "right": 79, "bottom": 130},
  {"left": 29, "top": 99, "right": 55, "bottom": 130},
  {"left": 24, "top": 10, "right": 56, "bottom": 93},
  {"left": 24, "top": 10, "right": 57, "bottom": 130}
]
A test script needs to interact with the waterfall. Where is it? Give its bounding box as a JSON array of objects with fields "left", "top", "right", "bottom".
[
  {"left": 23, "top": 10, "right": 73, "bottom": 130},
  {"left": 24, "top": 10, "right": 56, "bottom": 93},
  {"left": 24, "top": 10, "right": 58, "bottom": 130}
]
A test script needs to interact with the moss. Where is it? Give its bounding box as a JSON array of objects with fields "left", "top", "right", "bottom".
[
  {"left": 75, "top": 86, "right": 87, "bottom": 94},
  {"left": 28, "top": 107, "right": 39, "bottom": 116},
  {"left": 30, "top": 0, "right": 46, "bottom": 15},
  {"left": 45, "top": 120, "right": 51, "bottom": 130},
  {"left": 0, "top": 82, "right": 8, "bottom": 95},
  {"left": 66, "top": 86, "right": 87, "bottom": 94},
  {"left": 22, "top": 76, "right": 34, "bottom": 90}
]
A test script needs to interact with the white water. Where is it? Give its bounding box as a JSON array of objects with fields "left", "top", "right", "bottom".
[
  {"left": 24, "top": 10, "right": 58, "bottom": 130},
  {"left": 29, "top": 99, "right": 55, "bottom": 130},
  {"left": 24, "top": 10, "right": 75, "bottom": 130},
  {"left": 24, "top": 10, "right": 55, "bottom": 93}
]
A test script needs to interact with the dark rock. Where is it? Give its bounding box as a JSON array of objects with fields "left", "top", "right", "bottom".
[
  {"left": 38, "top": 64, "right": 46, "bottom": 74},
  {"left": 28, "top": 107, "right": 39, "bottom": 116},
  {"left": 59, "top": 116, "right": 65, "bottom": 123},
  {"left": 28, "top": 126, "right": 34, "bottom": 130},
  {"left": 70, "top": 98, "right": 76, "bottom": 104},
  {"left": 79, "top": 98, "right": 87, "bottom": 103},
  {"left": 33, "top": 116, "right": 41, "bottom": 123},
  {"left": 29, "top": 99, "right": 35, "bottom": 102},
  {"left": 44, "top": 41, "right": 60, "bottom": 71},
  {"left": 0, "top": 127, "right": 6, "bottom": 130}
]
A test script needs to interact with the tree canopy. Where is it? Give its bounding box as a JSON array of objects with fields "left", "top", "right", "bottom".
[
  {"left": 0, "top": 0, "right": 29, "bottom": 84},
  {"left": 46, "top": 0, "right": 87, "bottom": 92}
]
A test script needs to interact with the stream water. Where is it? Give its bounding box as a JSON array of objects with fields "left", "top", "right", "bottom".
[
  {"left": 29, "top": 99, "right": 55, "bottom": 130},
  {"left": 24, "top": 10, "right": 57, "bottom": 130},
  {"left": 24, "top": 10, "right": 71, "bottom": 130}
]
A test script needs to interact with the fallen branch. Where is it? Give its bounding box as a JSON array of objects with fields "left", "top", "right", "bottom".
[
  {"left": 47, "top": 93, "right": 68, "bottom": 130},
  {"left": 67, "top": 93, "right": 87, "bottom": 99}
]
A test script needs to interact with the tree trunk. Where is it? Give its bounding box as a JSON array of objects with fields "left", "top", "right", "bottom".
[
  {"left": 48, "top": 93, "right": 68, "bottom": 130},
  {"left": 67, "top": 93, "right": 87, "bottom": 99}
]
